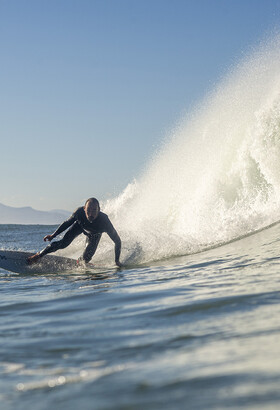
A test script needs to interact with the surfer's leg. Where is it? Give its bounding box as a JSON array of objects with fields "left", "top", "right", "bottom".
[
  {"left": 82, "top": 234, "right": 101, "bottom": 263},
  {"left": 34, "top": 223, "right": 83, "bottom": 261},
  {"left": 27, "top": 224, "right": 82, "bottom": 264},
  {"left": 27, "top": 224, "right": 81, "bottom": 264}
]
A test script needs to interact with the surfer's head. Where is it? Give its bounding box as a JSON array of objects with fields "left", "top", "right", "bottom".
[{"left": 84, "top": 198, "right": 100, "bottom": 222}]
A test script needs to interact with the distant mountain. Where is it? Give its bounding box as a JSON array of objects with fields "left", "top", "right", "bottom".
[
  {"left": 50, "top": 209, "right": 72, "bottom": 218},
  {"left": 0, "top": 203, "right": 70, "bottom": 225}
]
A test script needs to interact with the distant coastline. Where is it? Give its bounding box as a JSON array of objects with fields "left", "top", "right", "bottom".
[{"left": 0, "top": 203, "right": 70, "bottom": 225}]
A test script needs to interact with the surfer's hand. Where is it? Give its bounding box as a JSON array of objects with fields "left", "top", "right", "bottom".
[
  {"left": 115, "top": 260, "right": 122, "bottom": 268},
  {"left": 44, "top": 234, "right": 54, "bottom": 242}
]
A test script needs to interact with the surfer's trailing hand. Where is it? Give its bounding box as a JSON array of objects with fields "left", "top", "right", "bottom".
[{"left": 44, "top": 234, "right": 54, "bottom": 242}]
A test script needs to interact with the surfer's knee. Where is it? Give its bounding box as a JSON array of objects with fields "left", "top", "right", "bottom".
[
  {"left": 54, "top": 236, "right": 73, "bottom": 250},
  {"left": 41, "top": 240, "right": 61, "bottom": 255},
  {"left": 58, "top": 240, "right": 69, "bottom": 250}
]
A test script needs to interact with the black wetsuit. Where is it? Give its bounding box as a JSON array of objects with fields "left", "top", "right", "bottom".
[{"left": 40, "top": 207, "right": 121, "bottom": 263}]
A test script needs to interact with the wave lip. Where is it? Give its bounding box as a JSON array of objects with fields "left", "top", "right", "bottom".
[{"left": 72, "top": 34, "right": 280, "bottom": 265}]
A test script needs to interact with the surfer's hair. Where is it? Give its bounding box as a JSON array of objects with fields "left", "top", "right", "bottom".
[{"left": 85, "top": 197, "right": 100, "bottom": 209}]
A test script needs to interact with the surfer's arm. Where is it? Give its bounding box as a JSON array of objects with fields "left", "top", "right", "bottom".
[
  {"left": 106, "top": 219, "right": 122, "bottom": 266},
  {"left": 45, "top": 213, "right": 76, "bottom": 241}
]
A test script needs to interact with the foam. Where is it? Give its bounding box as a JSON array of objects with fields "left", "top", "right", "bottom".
[{"left": 72, "top": 34, "right": 280, "bottom": 264}]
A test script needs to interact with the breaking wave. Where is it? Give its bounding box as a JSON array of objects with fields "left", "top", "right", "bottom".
[{"left": 70, "top": 34, "right": 280, "bottom": 264}]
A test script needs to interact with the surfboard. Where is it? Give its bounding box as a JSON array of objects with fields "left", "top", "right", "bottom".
[{"left": 0, "top": 250, "right": 86, "bottom": 274}]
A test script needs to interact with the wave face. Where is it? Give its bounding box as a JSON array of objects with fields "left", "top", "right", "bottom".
[{"left": 73, "top": 35, "right": 280, "bottom": 264}]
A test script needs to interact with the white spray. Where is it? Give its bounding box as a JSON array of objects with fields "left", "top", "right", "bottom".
[{"left": 68, "top": 35, "right": 280, "bottom": 264}]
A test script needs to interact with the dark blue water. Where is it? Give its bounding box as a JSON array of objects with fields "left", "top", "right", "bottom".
[{"left": 1, "top": 224, "right": 280, "bottom": 409}]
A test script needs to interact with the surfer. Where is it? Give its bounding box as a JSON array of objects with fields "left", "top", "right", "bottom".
[{"left": 27, "top": 198, "right": 122, "bottom": 267}]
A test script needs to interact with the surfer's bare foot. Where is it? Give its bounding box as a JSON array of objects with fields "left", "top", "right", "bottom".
[{"left": 27, "top": 253, "right": 41, "bottom": 265}]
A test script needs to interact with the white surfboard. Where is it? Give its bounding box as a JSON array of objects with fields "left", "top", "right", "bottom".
[{"left": 0, "top": 250, "right": 87, "bottom": 274}]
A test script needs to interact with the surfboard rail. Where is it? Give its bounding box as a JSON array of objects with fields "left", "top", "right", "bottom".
[{"left": 0, "top": 250, "right": 81, "bottom": 274}]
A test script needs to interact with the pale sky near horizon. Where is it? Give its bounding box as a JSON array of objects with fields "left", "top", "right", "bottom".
[{"left": 1, "top": 0, "right": 280, "bottom": 212}]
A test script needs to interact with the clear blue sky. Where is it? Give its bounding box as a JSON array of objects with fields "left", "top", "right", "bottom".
[{"left": 1, "top": 0, "right": 280, "bottom": 211}]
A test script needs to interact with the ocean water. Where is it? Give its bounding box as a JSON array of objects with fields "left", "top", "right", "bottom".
[
  {"left": 0, "top": 223, "right": 280, "bottom": 410},
  {"left": 2, "top": 35, "right": 280, "bottom": 409}
]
